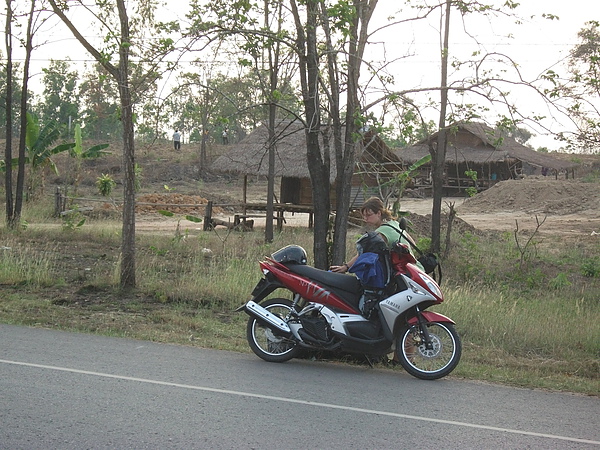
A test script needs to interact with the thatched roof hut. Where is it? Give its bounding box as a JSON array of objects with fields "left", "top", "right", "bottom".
[
  {"left": 211, "top": 120, "right": 403, "bottom": 207},
  {"left": 395, "top": 122, "right": 579, "bottom": 194}
]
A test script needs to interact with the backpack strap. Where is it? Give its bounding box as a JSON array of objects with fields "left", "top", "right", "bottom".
[{"left": 380, "top": 222, "right": 425, "bottom": 256}]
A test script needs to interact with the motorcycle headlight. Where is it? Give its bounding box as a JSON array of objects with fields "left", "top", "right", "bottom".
[{"left": 418, "top": 272, "right": 443, "bottom": 299}]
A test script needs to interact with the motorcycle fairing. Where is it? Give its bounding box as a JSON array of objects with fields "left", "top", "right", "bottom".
[
  {"left": 402, "top": 264, "right": 443, "bottom": 302},
  {"left": 407, "top": 311, "right": 455, "bottom": 325},
  {"left": 261, "top": 260, "right": 360, "bottom": 314},
  {"left": 379, "top": 273, "right": 439, "bottom": 330}
]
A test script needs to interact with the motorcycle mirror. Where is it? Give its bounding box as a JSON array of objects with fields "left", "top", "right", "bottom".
[{"left": 399, "top": 217, "right": 408, "bottom": 230}]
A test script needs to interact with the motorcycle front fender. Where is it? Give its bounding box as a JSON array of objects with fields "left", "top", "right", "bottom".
[{"left": 407, "top": 311, "right": 455, "bottom": 325}]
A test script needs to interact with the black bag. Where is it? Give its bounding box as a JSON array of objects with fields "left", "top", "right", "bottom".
[
  {"left": 417, "top": 252, "right": 439, "bottom": 274},
  {"left": 382, "top": 222, "right": 442, "bottom": 281}
]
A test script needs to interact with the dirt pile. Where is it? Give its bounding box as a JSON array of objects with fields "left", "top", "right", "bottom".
[{"left": 458, "top": 178, "right": 600, "bottom": 216}]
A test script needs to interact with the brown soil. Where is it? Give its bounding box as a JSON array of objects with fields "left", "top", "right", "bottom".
[
  {"left": 48, "top": 145, "right": 600, "bottom": 237},
  {"left": 456, "top": 178, "right": 600, "bottom": 237}
]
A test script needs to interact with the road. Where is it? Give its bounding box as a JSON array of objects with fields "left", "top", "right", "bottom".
[{"left": 1, "top": 324, "right": 598, "bottom": 449}]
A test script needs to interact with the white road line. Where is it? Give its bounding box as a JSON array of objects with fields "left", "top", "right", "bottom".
[{"left": 1, "top": 358, "right": 598, "bottom": 446}]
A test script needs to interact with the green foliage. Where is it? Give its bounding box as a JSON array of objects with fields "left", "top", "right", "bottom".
[
  {"left": 464, "top": 169, "right": 478, "bottom": 197},
  {"left": 62, "top": 212, "right": 86, "bottom": 232},
  {"left": 25, "top": 112, "right": 75, "bottom": 174},
  {"left": 157, "top": 210, "right": 203, "bottom": 242},
  {"left": 581, "top": 170, "right": 600, "bottom": 183},
  {"left": 388, "top": 154, "right": 432, "bottom": 216},
  {"left": 581, "top": 258, "right": 600, "bottom": 277},
  {"left": 37, "top": 59, "right": 80, "bottom": 130},
  {"left": 549, "top": 272, "right": 571, "bottom": 289},
  {"left": 96, "top": 173, "right": 116, "bottom": 197},
  {"left": 1, "top": 112, "right": 78, "bottom": 198},
  {"left": 71, "top": 124, "right": 110, "bottom": 160}
]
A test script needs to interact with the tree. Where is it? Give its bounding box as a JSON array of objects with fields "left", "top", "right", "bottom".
[
  {"left": 543, "top": 20, "right": 600, "bottom": 152},
  {"left": 431, "top": 0, "right": 451, "bottom": 254},
  {"left": 327, "top": 0, "right": 379, "bottom": 268},
  {"left": 187, "top": 0, "right": 300, "bottom": 244},
  {"left": 0, "top": 50, "right": 23, "bottom": 140},
  {"left": 9, "top": 0, "right": 37, "bottom": 230},
  {"left": 78, "top": 64, "right": 122, "bottom": 140},
  {"left": 48, "top": 0, "right": 177, "bottom": 289},
  {"left": 3, "top": 0, "right": 16, "bottom": 227},
  {"left": 36, "top": 59, "right": 80, "bottom": 134}
]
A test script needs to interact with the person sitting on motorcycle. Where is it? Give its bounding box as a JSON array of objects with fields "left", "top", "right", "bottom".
[{"left": 330, "top": 196, "right": 420, "bottom": 273}]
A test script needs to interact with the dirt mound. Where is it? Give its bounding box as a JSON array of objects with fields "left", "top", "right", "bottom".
[{"left": 458, "top": 178, "right": 600, "bottom": 216}]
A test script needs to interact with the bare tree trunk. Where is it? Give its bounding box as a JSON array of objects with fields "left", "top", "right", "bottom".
[
  {"left": 49, "top": 0, "right": 137, "bottom": 288},
  {"left": 431, "top": 0, "right": 451, "bottom": 253},
  {"left": 199, "top": 86, "right": 210, "bottom": 171},
  {"left": 116, "top": 0, "right": 136, "bottom": 289},
  {"left": 4, "top": 0, "right": 14, "bottom": 227},
  {"left": 319, "top": 0, "right": 377, "bottom": 266},
  {"left": 264, "top": 0, "right": 280, "bottom": 243},
  {"left": 13, "top": 0, "right": 35, "bottom": 229},
  {"left": 290, "top": 0, "right": 330, "bottom": 268}
]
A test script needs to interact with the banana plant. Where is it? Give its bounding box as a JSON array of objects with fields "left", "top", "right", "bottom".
[
  {"left": 70, "top": 123, "right": 110, "bottom": 160},
  {"left": 25, "top": 112, "right": 75, "bottom": 175},
  {"left": 1, "top": 113, "right": 73, "bottom": 174},
  {"left": 1, "top": 113, "right": 110, "bottom": 197},
  {"left": 69, "top": 124, "right": 110, "bottom": 195}
]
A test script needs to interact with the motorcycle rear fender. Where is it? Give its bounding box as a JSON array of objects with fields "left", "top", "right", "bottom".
[
  {"left": 407, "top": 311, "right": 455, "bottom": 325},
  {"left": 251, "top": 275, "right": 285, "bottom": 303},
  {"left": 234, "top": 275, "right": 284, "bottom": 312},
  {"left": 262, "top": 261, "right": 358, "bottom": 314}
]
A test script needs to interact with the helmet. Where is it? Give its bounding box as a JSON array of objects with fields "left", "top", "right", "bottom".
[
  {"left": 271, "top": 245, "right": 308, "bottom": 265},
  {"left": 356, "top": 231, "right": 388, "bottom": 254}
]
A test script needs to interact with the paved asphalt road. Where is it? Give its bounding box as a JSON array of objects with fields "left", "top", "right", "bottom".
[{"left": 1, "top": 324, "right": 598, "bottom": 449}]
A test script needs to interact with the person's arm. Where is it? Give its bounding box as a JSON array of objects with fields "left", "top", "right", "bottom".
[{"left": 330, "top": 253, "right": 358, "bottom": 273}]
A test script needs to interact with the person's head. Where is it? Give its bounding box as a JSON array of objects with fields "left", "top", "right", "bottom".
[{"left": 360, "top": 197, "right": 392, "bottom": 227}]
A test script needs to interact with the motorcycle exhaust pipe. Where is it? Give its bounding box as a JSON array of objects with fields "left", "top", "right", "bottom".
[{"left": 244, "top": 301, "right": 292, "bottom": 337}]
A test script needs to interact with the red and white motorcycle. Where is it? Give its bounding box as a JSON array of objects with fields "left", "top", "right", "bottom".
[{"left": 238, "top": 225, "right": 461, "bottom": 380}]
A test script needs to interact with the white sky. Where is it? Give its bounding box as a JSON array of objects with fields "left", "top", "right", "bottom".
[{"left": 17, "top": 0, "right": 595, "bottom": 150}]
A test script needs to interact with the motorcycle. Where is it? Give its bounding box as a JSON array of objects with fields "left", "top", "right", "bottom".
[{"left": 237, "top": 224, "right": 461, "bottom": 380}]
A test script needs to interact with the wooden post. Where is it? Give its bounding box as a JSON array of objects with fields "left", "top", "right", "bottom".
[
  {"left": 203, "top": 201, "right": 213, "bottom": 231},
  {"left": 54, "top": 187, "right": 61, "bottom": 217},
  {"left": 243, "top": 174, "right": 248, "bottom": 216}
]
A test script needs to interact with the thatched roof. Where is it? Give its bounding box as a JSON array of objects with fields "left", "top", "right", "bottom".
[
  {"left": 211, "top": 120, "right": 402, "bottom": 181},
  {"left": 395, "top": 122, "right": 578, "bottom": 171}
]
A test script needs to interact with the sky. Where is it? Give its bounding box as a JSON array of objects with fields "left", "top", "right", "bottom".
[{"left": 15, "top": 0, "right": 596, "bottom": 150}]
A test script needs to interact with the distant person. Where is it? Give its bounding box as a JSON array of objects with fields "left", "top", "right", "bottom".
[
  {"left": 222, "top": 129, "right": 228, "bottom": 145},
  {"left": 173, "top": 130, "right": 181, "bottom": 150}
]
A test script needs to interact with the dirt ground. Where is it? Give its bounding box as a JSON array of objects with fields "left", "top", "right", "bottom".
[
  {"left": 133, "top": 176, "right": 600, "bottom": 240},
  {"left": 48, "top": 146, "right": 600, "bottom": 238}
]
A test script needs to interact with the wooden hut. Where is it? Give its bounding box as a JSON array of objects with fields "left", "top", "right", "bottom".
[
  {"left": 395, "top": 122, "right": 580, "bottom": 195},
  {"left": 211, "top": 120, "right": 403, "bottom": 209}
]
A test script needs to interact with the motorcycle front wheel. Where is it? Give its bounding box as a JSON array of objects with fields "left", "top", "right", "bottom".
[
  {"left": 247, "top": 297, "right": 301, "bottom": 363},
  {"left": 395, "top": 322, "right": 461, "bottom": 380}
]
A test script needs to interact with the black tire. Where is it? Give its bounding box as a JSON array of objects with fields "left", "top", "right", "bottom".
[
  {"left": 395, "top": 321, "right": 461, "bottom": 380},
  {"left": 246, "top": 298, "right": 301, "bottom": 363}
]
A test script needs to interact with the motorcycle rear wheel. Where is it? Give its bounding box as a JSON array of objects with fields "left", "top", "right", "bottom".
[
  {"left": 247, "top": 298, "right": 301, "bottom": 363},
  {"left": 395, "top": 322, "right": 461, "bottom": 380}
]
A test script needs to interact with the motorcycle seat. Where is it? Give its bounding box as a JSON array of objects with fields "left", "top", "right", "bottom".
[{"left": 287, "top": 264, "right": 362, "bottom": 294}]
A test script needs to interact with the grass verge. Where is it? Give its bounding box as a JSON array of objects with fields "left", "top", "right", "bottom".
[{"left": 1, "top": 212, "right": 598, "bottom": 396}]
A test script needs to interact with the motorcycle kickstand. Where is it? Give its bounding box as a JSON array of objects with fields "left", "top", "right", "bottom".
[{"left": 364, "top": 354, "right": 376, "bottom": 368}]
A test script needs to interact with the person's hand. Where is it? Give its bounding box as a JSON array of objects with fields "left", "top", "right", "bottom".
[{"left": 329, "top": 264, "right": 348, "bottom": 273}]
